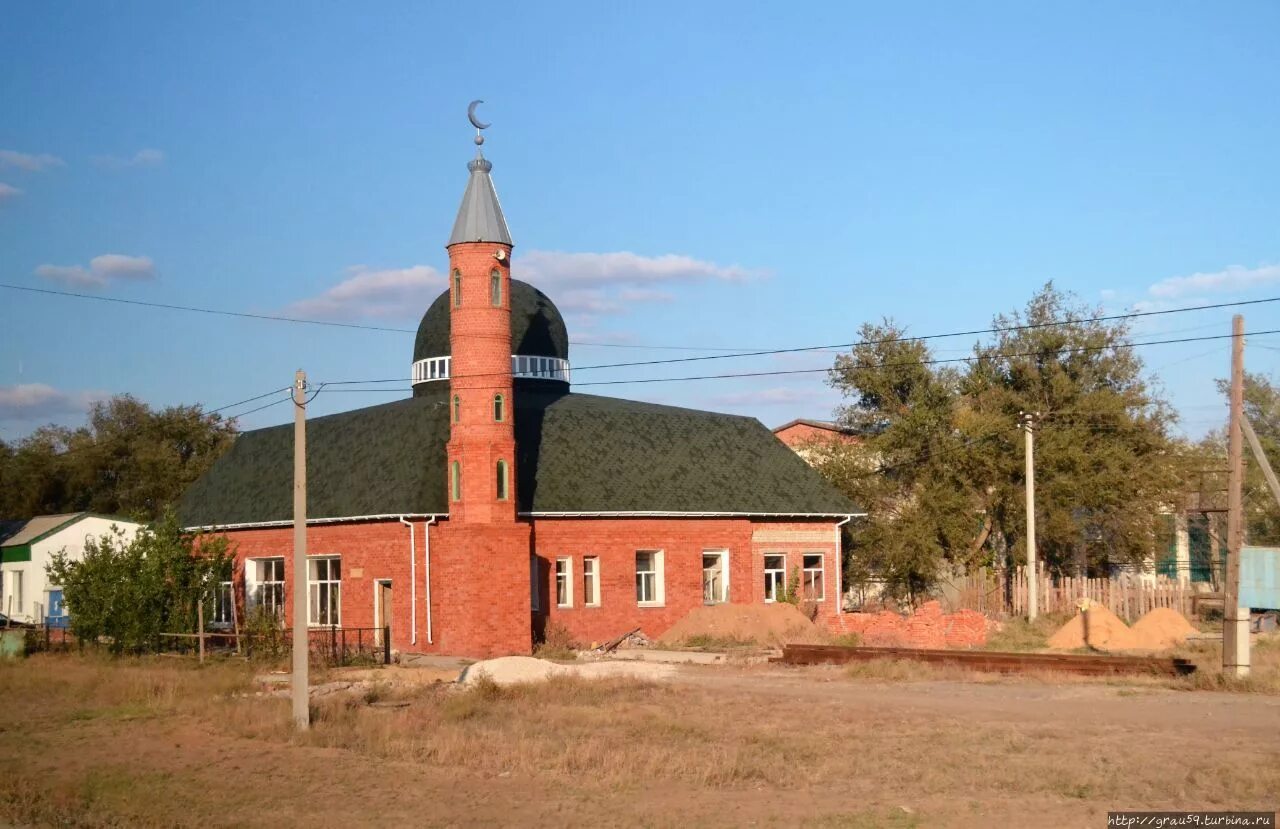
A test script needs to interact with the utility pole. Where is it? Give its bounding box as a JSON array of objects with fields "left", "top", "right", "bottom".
[
  {"left": 1242, "top": 417, "right": 1280, "bottom": 510},
  {"left": 292, "top": 369, "right": 311, "bottom": 728},
  {"left": 1022, "top": 411, "right": 1039, "bottom": 621},
  {"left": 1224, "top": 316, "right": 1250, "bottom": 678}
]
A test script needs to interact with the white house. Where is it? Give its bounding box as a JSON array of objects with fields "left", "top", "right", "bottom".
[{"left": 0, "top": 513, "right": 142, "bottom": 625}]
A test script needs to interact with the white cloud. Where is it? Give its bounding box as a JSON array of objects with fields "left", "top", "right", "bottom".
[
  {"left": 1148, "top": 263, "right": 1280, "bottom": 299},
  {"left": 35, "top": 254, "right": 156, "bottom": 290},
  {"left": 707, "top": 386, "right": 830, "bottom": 407},
  {"left": 285, "top": 265, "right": 446, "bottom": 320},
  {"left": 284, "top": 251, "right": 760, "bottom": 323},
  {"left": 0, "top": 183, "right": 21, "bottom": 201},
  {"left": 93, "top": 148, "right": 166, "bottom": 169},
  {"left": 518, "top": 250, "right": 758, "bottom": 290},
  {"left": 0, "top": 384, "right": 103, "bottom": 421},
  {"left": 0, "top": 149, "right": 65, "bottom": 172}
]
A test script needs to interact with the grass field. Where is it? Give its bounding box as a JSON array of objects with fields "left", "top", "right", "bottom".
[{"left": 1, "top": 651, "right": 1277, "bottom": 827}]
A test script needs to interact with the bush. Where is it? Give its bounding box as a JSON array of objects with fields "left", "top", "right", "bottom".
[{"left": 45, "top": 511, "right": 231, "bottom": 654}]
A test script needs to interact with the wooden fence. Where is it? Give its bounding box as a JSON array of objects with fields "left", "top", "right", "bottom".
[{"left": 946, "top": 566, "right": 1194, "bottom": 622}]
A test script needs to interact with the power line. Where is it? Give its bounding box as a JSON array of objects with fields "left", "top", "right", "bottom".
[
  {"left": 319, "top": 295, "right": 1280, "bottom": 387},
  {"left": 207, "top": 387, "right": 291, "bottom": 415}
]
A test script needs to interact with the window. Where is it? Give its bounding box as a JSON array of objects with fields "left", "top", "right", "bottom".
[
  {"left": 453, "top": 395, "right": 461, "bottom": 423},
  {"left": 491, "top": 269, "right": 502, "bottom": 306},
  {"left": 802, "top": 553, "right": 825, "bottom": 601},
  {"left": 702, "top": 550, "right": 728, "bottom": 604},
  {"left": 530, "top": 555, "right": 541, "bottom": 612},
  {"left": 451, "top": 461, "right": 462, "bottom": 501},
  {"left": 308, "top": 556, "right": 341, "bottom": 626},
  {"left": 582, "top": 556, "right": 600, "bottom": 607},
  {"left": 635, "top": 550, "right": 664, "bottom": 606},
  {"left": 493, "top": 393, "right": 505, "bottom": 422},
  {"left": 453, "top": 269, "right": 462, "bottom": 307},
  {"left": 212, "top": 580, "right": 234, "bottom": 626},
  {"left": 5, "top": 571, "right": 23, "bottom": 615},
  {"left": 249, "top": 558, "right": 285, "bottom": 618},
  {"left": 555, "top": 557, "right": 572, "bottom": 607},
  {"left": 496, "top": 459, "right": 509, "bottom": 501},
  {"left": 764, "top": 554, "right": 786, "bottom": 603}
]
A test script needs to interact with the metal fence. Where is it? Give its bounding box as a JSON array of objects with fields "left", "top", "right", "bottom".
[{"left": 20, "top": 621, "right": 390, "bottom": 666}]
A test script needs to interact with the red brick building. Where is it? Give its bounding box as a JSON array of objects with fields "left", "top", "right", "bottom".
[
  {"left": 773, "top": 419, "right": 863, "bottom": 456},
  {"left": 179, "top": 129, "right": 860, "bottom": 657}
]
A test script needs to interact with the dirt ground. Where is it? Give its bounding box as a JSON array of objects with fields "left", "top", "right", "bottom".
[{"left": 1, "top": 654, "right": 1277, "bottom": 828}]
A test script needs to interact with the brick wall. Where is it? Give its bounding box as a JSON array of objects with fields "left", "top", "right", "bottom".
[
  {"left": 213, "top": 515, "right": 846, "bottom": 657},
  {"left": 826, "top": 600, "right": 989, "bottom": 649},
  {"left": 533, "top": 517, "right": 843, "bottom": 645}
]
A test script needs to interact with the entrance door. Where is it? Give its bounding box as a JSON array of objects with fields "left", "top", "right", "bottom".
[
  {"left": 374, "top": 580, "right": 392, "bottom": 646},
  {"left": 47, "top": 589, "right": 68, "bottom": 629}
]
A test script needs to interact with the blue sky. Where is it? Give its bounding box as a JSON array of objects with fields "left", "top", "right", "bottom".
[{"left": 2, "top": 1, "right": 1278, "bottom": 441}]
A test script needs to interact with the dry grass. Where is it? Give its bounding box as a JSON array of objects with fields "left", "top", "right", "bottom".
[
  {"left": 2, "top": 652, "right": 1280, "bottom": 827},
  {"left": 982, "top": 612, "right": 1070, "bottom": 651}
]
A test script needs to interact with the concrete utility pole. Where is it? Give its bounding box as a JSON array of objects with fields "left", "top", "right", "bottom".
[
  {"left": 1224, "top": 316, "right": 1250, "bottom": 678},
  {"left": 292, "top": 369, "right": 311, "bottom": 728},
  {"left": 1022, "top": 411, "right": 1039, "bottom": 621}
]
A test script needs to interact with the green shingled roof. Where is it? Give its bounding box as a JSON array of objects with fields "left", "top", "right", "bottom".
[{"left": 176, "top": 390, "right": 858, "bottom": 527}]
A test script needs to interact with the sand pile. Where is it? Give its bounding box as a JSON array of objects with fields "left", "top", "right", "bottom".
[
  {"left": 658, "top": 603, "right": 821, "bottom": 647},
  {"left": 1047, "top": 604, "right": 1137, "bottom": 651},
  {"left": 1129, "top": 608, "right": 1198, "bottom": 651},
  {"left": 458, "top": 656, "right": 677, "bottom": 687}
]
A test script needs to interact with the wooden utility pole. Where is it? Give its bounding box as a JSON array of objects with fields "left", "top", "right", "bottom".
[
  {"left": 292, "top": 369, "right": 311, "bottom": 728},
  {"left": 1224, "top": 316, "right": 1250, "bottom": 677},
  {"left": 196, "top": 598, "right": 206, "bottom": 664},
  {"left": 1022, "top": 412, "right": 1039, "bottom": 621}
]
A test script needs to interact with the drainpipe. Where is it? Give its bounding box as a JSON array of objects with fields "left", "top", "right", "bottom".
[
  {"left": 399, "top": 516, "right": 417, "bottom": 646},
  {"left": 835, "top": 515, "right": 854, "bottom": 615},
  {"left": 423, "top": 516, "right": 438, "bottom": 645}
]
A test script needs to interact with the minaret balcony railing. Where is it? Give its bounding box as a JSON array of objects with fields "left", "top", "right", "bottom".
[{"left": 411, "top": 355, "right": 570, "bottom": 386}]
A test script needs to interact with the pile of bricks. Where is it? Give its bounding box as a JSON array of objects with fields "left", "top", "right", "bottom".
[{"left": 827, "top": 601, "right": 989, "bottom": 649}]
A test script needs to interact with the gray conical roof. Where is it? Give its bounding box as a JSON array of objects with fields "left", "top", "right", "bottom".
[{"left": 447, "top": 153, "right": 513, "bottom": 247}]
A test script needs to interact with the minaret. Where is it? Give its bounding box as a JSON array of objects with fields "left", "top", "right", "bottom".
[{"left": 445, "top": 115, "right": 516, "bottom": 525}]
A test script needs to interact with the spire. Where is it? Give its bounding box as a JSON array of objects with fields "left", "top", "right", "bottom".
[
  {"left": 447, "top": 151, "right": 513, "bottom": 247},
  {"left": 448, "top": 100, "right": 513, "bottom": 247}
]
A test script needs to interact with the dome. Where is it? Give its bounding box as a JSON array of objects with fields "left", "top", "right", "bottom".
[{"left": 413, "top": 279, "right": 570, "bottom": 362}]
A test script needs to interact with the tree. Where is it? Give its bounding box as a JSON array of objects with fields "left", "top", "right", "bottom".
[
  {"left": 814, "top": 320, "right": 989, "bottom": 601},
  {"left": 46, "top": 511, "right": 231, "bottom": 653},
  {"left": 0, "top": 395, "right": 237, "bottom": 521},
  {"left": 819, "top": 283, "right": 1182, "bottom": 599},
  {"left": 1200, "top": 372, "right": 1280, "bottom": 545},
  {"left": 963, "top": 283, "right": 1181, "bottom": 575}
]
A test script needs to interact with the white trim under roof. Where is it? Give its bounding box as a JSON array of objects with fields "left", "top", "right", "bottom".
[
  {"left": 183, "top": 513, "right": 448, "bottom": 532},
  {"left": 184, "top": 510, "right": 863, "bottom": 532}
]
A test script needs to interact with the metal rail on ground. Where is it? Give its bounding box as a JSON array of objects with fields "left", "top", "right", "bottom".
[{"left": 776, "top": 644, "right": 1196, "bottom": 677}]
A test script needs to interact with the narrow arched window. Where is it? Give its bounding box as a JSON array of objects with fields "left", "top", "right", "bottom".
[
  {"left": 450, "top": 461, "right": 462, "bottom": 501},
  {"left": 452, "top": 395, "right": 461, "bottom": 423},
  {"left": 490, "top": 269, "right": 502, "bottom": 307},
  {"left": 496, "top": 459, "right": 509, "bottom": 501},
  {"left": 453, "top": 269, "right": 462, "bottom": 307},
  {"left": 493, "top": 393, "right": 505, "bottom": 422}
]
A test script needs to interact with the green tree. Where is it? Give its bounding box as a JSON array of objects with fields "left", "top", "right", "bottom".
[
  {"left": 963, "top": 283, "right": 1181, "bottom": 575},
  {"left": 818, "top": 284, "right": 1182, "bottom": 598},
  {"left": 1199, "top": 372, "right": 1280, "bottom": 545},
  {"left": 0, "top": 395, "right": 236, "bottom": 521},
  {"left": 46, "top": 511, "right": 231, "bottom": 653}
]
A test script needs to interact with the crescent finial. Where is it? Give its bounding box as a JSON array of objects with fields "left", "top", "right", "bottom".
[{"left": 467, "top": 99, "right": 491, "bottom": 131}]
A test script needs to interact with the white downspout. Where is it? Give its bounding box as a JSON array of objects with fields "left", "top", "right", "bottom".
[
  {"left": 423, "top": 516, "right": 438, "bottom": 645},
  {"left": 399, "top": 516, "right": 417, "bottom": 646},
  {"left": 835, "top": 515, "right": 853, "bottom": 615}
]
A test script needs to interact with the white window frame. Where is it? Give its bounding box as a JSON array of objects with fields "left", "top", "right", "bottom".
[
  {"left": 702, "top": 549, "right": 729, "bottom": 604},
  {"left": 555, "top": 556, "right": 573, "bottom": 608},
  {"left": 247, "top": 557, "right": 285, "bottom": 619},
  {"left": 307, "top": 555, "right": 342, "bottom": 627},
  {"left": 582, "top": 556, "right": 600, "bottom": 607},
  {"left": 802, "top": 552, "right": 825, "bottom": 602},
  {"left": 212, "top": 580, "right": 234, "bottom": 626},
  {"left": 763, "top": 553, "right": 786, "bottom": 603},
  {"left": 635, "top": 549, "right": 664, "bottom": 607}
]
